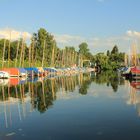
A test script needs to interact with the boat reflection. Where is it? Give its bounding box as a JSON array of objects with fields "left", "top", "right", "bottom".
[
  {"left": 0, "top": 73, "right": 94, "bottom": 128},
  {"left": 0, "top": 79, "right": 9, "bottom": 86},
  {"left": 1, "top": 72, "right": 140, "bottom": 128},
  {"left": 127, "top": 80, "right": 140, "bottom": 116}
]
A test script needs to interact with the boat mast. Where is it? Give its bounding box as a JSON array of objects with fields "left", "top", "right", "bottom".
[
  {"left": 51, "top": 42, "right": 55, "bottom": 67},
  {"left": 8, "top": 31, "right": 11, "bottom": 67},
  {"left": 42, "top": 40, "right": 46, "bottom": 67},
  {"left": 29, "top": 43, "right": 31, "bottom": 67},
  {"left": 22, "top": 40, "right": 25, "bottom": 67},
  {"left": 2, "top": 39, "right": 6, "bottom": 68},
  {"left": 22, "top": 34, "right": 26, "bottom": 67},
  {"left": 19, "top": 37, "right": 24, "bottom": 67},
  {"left": 124, "top": 54, "right": 128, "bottom": 67},
  {"left": 31, "top": 39, "right": 34, "bottom": 67},
  {"left": 15, "top": 40, "right": 20, "bottom": 67}
]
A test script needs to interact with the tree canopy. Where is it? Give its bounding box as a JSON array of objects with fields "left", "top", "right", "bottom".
[{"left": 0, "top": 27, "right": 125, "bottom": 69}]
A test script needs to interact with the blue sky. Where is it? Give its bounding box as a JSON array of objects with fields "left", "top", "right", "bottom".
[{"left": 0, "top": 0, "right": 140, "bottom": 53}]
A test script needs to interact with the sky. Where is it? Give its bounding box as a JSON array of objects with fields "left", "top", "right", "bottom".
[{"left": 0, "top": 0, "right": 140, "bottom": 54}]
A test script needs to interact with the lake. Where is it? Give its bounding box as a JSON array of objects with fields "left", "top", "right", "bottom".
[{"left": 0, "top": 72, "right": 140, "bottom": 140}]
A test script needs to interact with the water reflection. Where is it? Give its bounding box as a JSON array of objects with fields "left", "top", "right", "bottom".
[
  {"left": 94, "top": 71, "right": 125, "bottom": 92},
  {"left": 1, "top": 72, "right": 140, "bottom": 139},
  {"left": 127, "top": 79, "right": 140, "bottom": 117},
  {"left": 0, "top": 72, "right": 125, "bottom": 105}
]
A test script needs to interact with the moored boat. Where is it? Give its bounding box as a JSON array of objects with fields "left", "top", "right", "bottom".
[
  {"left": 18, "top": 68, "right": 27, "bottom": 77},
  {"left": 0, "top": 71, "right": 10, "bottom": 79},
  {"left": 1, "top": 68, "right": 20, "bottom": 77},
  {"left": 25, "top": 67, "right": 39, "bottom": 77},
  {"left": 130, "top": 66, "right": 140, "bottom": 80},
  {"left": 130, "top": 81, "right": 140, "bottom": 90}
]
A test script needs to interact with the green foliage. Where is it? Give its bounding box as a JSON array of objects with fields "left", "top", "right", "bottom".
[
  {"left": 111, "top": 45, "right": 119, "bottom": 54},
  {"left": 79, "top": 42, "right": 89, "bottom": 57},
  {"left": 93, "top": 45, "right": 125, "bottom": 70},
  {"left": 107, "top": 50, "right": 110, "bottom": 56},
  {"left": 0, "top": 28, "right": 125, "bottom": 69}
]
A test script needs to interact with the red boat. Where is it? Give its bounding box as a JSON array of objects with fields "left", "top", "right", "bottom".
[
  {"left": 1, "top": 68, "right": 20, "bottom": 77},
  {"left": 131, "top": 66, "right": 140, "bottom": 74},
  {"left": 9, "top": 78, "right": 19, "bottom": 86},
  {"left": 130, "top": 67, "right": 140, "bottom": 79},
  {"left": 130, "top": 81, "right": 140, "bottom": 90}
]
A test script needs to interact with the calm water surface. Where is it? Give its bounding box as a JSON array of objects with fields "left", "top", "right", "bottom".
[{"left": 0, "top": 72, "right": 140, "bottom": 140}]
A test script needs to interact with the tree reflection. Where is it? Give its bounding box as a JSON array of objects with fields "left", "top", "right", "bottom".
[
  {"left": 79, "top": 73, "right": 92, "bottom": 95},
  {"left": 94, "top": 71, "right": 125, "bottom": 92},
  {"left": 0, "top": 71, "right": 125, "bottom": 115}
]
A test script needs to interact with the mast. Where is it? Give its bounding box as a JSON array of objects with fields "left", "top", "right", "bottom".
[
  {"left": 2, "top": 39, "right": 6, "bottom": 68},
  {"left": 51, "top": 42, "right": 55, "bottom": 67},
  {"left": 29, "top": 44, "right": 31, "bottom": 67},
  {"left": 22, "top": 41, "right": 25, "bottom": 67},
  {"left": 15, "top": 40, "right": 20, "bottom": 67},
  {"left": 128, "top": 47, "right": 131, "bottom": 67},
  {"left": 132, "top": 43, "right": 137, "bottom": 66},
  {"left": 124, "top": 54, "right": 128, "bottom": 67},
  {"left": 8, "top": 31, "right": 12, "bottom": 67},
  {"left": 22, "top": 34, "right": 26, "bottom": 67},
  {"left": 42, "top": 40, "right": 46, "bottom": 67},
  {"left": 19, "top": 38, "right": 24, "bottom": 67},
  {"left": 31, "top": 39, "right": 35, "bottom": 67}
]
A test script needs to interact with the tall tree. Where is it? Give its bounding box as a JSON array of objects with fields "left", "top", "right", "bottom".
[
  {"left": 107, "top": 50, "right": 110, "bottom": 56},
  {"left": 79, "top": 42, "right": 89, "bottom": 57},
  {"left": 111, "top": 45, "right": 119, "bottom": 54}
]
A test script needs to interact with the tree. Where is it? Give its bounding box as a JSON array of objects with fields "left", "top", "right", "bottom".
[
  {"left": 107, "top": 50, "right": 110, "bottom": 56},
  {"left": 79, "top": 42, "right": 89, "bottom": 57},
  {"left": 38, "top": 28, "right": 47, "bottom": 47},
  {"left": 111, "top": 45, "right": 119, "bottom": 54}
]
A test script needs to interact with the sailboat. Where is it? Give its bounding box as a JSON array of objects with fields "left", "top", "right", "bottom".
[
  {"left": 129, "top": 44, "right": 140, "bottom": 80},
  {"left": 122, "top": 44, "right": 140, "bottom": 80},
  {"left": 122, "top": 48, "right": 132, "bottom": 78}
]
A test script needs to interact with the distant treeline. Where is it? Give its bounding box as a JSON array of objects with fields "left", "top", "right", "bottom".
[{"left": 0, "top": 28, "right": 125, "bottom": 70}]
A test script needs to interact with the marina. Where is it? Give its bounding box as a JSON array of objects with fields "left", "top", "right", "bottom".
[
  {"left": 0, "top": 72, "right": 140, "bottom": 139},
  {"left": 0, "top": 0, "right": 140, "bottom": 139}
]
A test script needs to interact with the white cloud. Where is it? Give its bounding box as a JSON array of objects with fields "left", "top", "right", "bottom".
[
  {"left": 0, "top": 28, "right": 32, "bottom": 40},
  {"left": 126, "top": 30, "right": 140, "bottom": 38},
  {"left": 54, "top": 34, "right": 87, "bottom": 51},
  {"left": 54, "top": 34, "right": 85, "bottom": 44},
  {"left": 1, "top": 28, "right": 138, "bottom": 54},
  {"left": 54, "top": 30, "right": 140, "bottom": 54}
]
